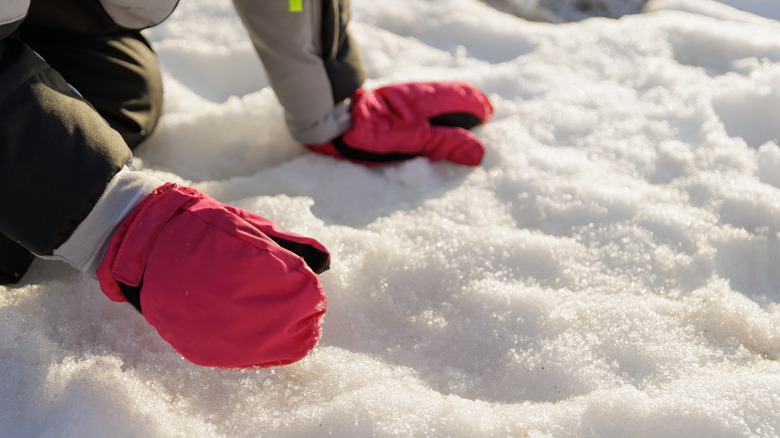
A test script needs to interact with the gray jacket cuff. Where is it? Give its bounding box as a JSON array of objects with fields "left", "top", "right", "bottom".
[
  {"left": 48, "top": 166, "right": 163, "bottom": 274},
  {"left": 288, "top": 98, "right": 352, "bottom": 144}
]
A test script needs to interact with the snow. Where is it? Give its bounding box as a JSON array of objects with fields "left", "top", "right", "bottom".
[{"left": 3, "top": 0, "right": 780, "bottom": 436}]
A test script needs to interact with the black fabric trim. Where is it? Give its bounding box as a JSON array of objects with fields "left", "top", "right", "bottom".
[
  {"left": 429, "top": 113, "right": 483, "bottom": 130},
  {"left": 332, "top": 136, "right": 417, "bottom": 163},
  {"left": 118, "top": 281, "right": 143, "bottom": 313},
  {"left": 324, "top": 34, "right": 366, "bottom": 103},
  {"left": 0, "top": 232, "right": 34, "bottom": 285},
  {"left": 0, "top": 17, "right": 23, "bottom": 41},
  {"left": 320, "top": 0, "right": 339, "bottom": 62},
  {"left": 268, "top": 236, "right": 330, "bottom": 274},
  {"left": 320, "top": 0, "right": 365, "bottom": 102}
]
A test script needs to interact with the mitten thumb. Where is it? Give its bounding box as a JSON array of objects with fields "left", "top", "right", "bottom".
[{"left": 425, "top": 125, "right": 486, "bottom": 165}]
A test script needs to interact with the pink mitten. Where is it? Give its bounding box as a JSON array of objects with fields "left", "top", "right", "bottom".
[
  {"left": 308, "top": 81, "right": 493, "bottom": 166},
  {"left": 97, "top": 183, "right": 329, "bottom": 369}
]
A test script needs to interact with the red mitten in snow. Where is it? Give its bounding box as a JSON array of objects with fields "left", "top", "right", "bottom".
[
  {"left": 307, "top": 81, "right": 493, "bottom": 166},
  {"left": 96, "top": 183, "right": 330, "bottom": 369}
]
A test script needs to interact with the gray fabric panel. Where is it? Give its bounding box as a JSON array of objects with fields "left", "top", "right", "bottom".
[
  {"left": 232, "top": 0, "right": 365, "bottom": 144},
  {"left": 98, "top": 0, "right": 178, "bottom": 30},
  {"left": 25, "top": 0, "right": 127, "bottom": 35},
  {"left": 0, "top": 0, "right": 29, "bottom": 40}
]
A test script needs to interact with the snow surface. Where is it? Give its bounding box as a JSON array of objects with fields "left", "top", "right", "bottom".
[{"left": 2, "top": 0, "right": 780, "bottom": 436}]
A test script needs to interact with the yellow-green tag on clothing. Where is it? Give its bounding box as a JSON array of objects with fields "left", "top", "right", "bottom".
[{"left": 289, "top": 0, "right": 302, "bottom": 12}]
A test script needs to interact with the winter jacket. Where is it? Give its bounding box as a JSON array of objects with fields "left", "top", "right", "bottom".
[{"left": 0, "top": 0, "right": 365, "bottom": 282}]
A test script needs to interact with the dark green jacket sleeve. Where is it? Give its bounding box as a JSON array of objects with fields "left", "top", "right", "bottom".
[{"left": 0, "top": 36, "right": 131, "bottom": 255}]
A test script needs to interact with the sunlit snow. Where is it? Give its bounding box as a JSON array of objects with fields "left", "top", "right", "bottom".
[{"left": 2, "top": 0, "right": 779, "bottom": 436}]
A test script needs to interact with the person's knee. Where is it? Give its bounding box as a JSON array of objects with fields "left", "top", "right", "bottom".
[
  {"left": 72, "top": 33, "right": 164, "bottom": 150},
  {"left": 19, "top": 29, "right": 164, "bottom": 149},
  {"left": 105, "top": 33, "right": 164, "bottom": 149}
]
